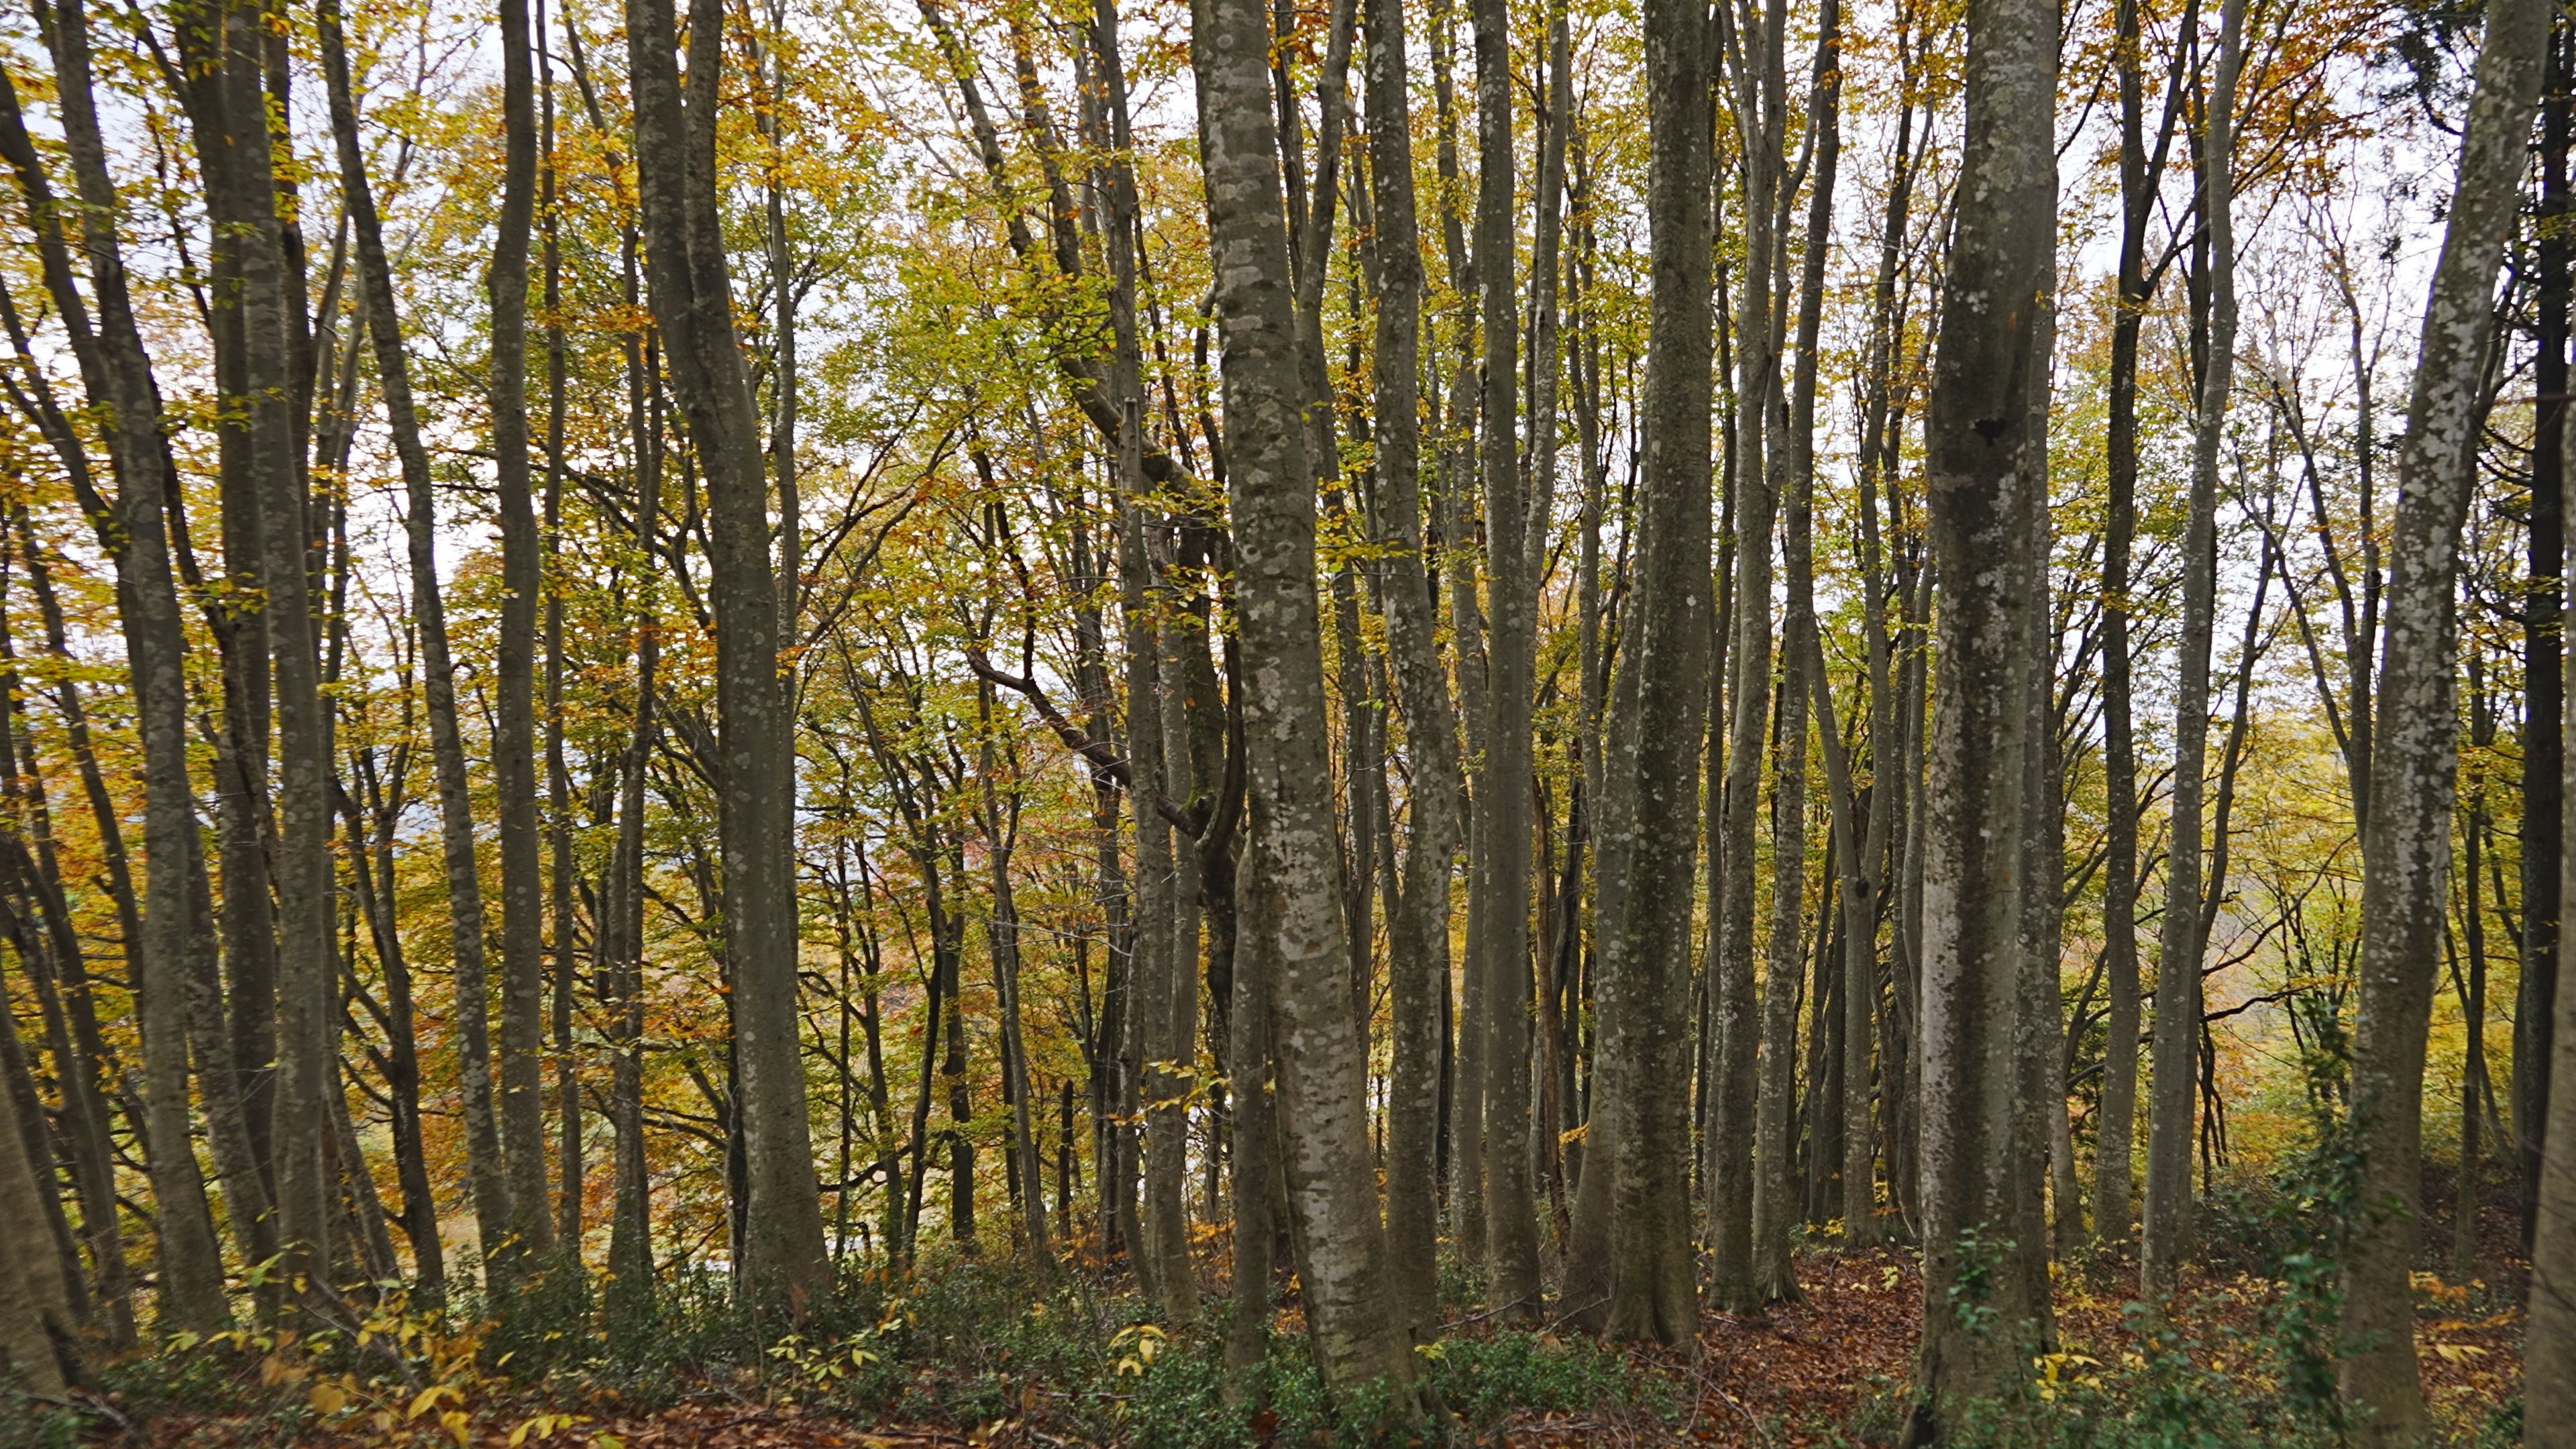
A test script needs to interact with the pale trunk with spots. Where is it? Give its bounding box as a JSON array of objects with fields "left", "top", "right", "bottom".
[{"left": 2341, "top": 1, "right": 2550, "bottom": 1441}]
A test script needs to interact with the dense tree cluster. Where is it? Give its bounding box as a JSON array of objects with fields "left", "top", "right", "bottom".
[{"left": 0, "top": 0, "right": 2568, "bottom": 1439}]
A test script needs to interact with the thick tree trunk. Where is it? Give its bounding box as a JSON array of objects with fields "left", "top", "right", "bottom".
[
  {"left": 1903, "top": 0, "right": 2057, "bottom": 1428},
  {"left": 2340, "top": 1, "right": 2550, "bottom": 1440},
  {"left": 0, "top": 1057, "right": 75, "bottom": 1395},
  {"left": 1599, "top": 0, "right": 1711, "bottom": 1343},
  {"left": 1192, "top": 0, "right": 1413, "bottom": 1392},
  {"left": 2533, "top": 376, "right": 2576, "bottom": 1442},
  {"left": 624, "top": 0, "right": 830, "bottom": 1316},
  {"left": 213, "top": 0, "right": 335, "bottom": 1300}
]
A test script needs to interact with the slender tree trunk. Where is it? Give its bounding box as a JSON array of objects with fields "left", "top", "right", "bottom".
[
  {"left": 2455, "top": 703, "right": 2491, "bottom": 1284},
  {"left": 1757, "top": 1, "right": 1840, "bottom": 1299},
  {"left": 319, "top": 0, "right": 515, "bottom": 1279},
  {"left": 604, "top": 252, "right": 661, "bottom": 1318},
  {"left": 0, "top": 580, "right": 127, "bottom": 1338},
  {"left": 1713, "top": 0, "right": 1786, "bottom": 1317},
  {"left": 2142, "top": 0, "right": 2243, "bottom": 1301},
  {"left": 2522, "top": 19, "right": 2571, "bottom": 1260},
  {"left": 1152, "top": 619, "right": 1197, "bottom": 1302},
  {"left": 1222, "top": 826, "right": 1277, "bottom": 1387},
  {"left": 343, "top": 749, "right": 442, "bottom": 1289},
  {"left": 2341, "top": 2, "right": 2550, "bottom": 1440},
  {"left": 1428, "top": 0, "right": 1489, "bottom": 1265},
  {"left": 2093, "top": 0, "right": 2151, "bottom": 1248},
  {"left": 540, "top": 32, "right": 580, "bottom": 1258},
  {"left": 1363, "top": 0, "right": 1456, "bottom": 1336},
  {"left": 1464, "top": 0, "right": 1541, "bottom": 1318},
  {"left": 492, "top": 0, "right": 552, "bottom": 1264}
]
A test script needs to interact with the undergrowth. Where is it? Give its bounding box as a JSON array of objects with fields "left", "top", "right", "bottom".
[{"left": 42, "top": 1245, "right": 1667, "bottom": 1446}]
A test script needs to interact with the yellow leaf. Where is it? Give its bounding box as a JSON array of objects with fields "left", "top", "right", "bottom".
[
  {"left": 409, "top": 1385, "right": 453, "bottom": 1420},
  {"left": 443, "top": 1407, "right": 472, "bottom": 1446},
  {"left": 308, "top": 1380, "right": 350, "bottom": 1415}
]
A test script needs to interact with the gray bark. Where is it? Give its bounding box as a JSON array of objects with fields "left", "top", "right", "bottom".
[
  {"left": 1466, "top": 0, "right": 1542, "bottom": 1317},
  {"left": 624, "top": 0, "right": 832, "bottom": 1315},
  {"left": 0, "top": 1059, "right": 72, "bottom": 1395},
  {"left": 1904, "top": 0, "right": 2057, "bottom": 1427},
  {"left": 319, "top": 0, "right": 516, "bottom": 1279},
  {"left": 1428, "top": 0, "right": 1489, "bottom": 1263},
  {"left": 492, "top": 0, "right": 553, "bottom": 1264},
  {"left": 2141, "top": 0, "right": 2243, "bottom": 1300},
  {"left": 215, "top": 0, "right": 334, "bottom": 1299},
  {"left": 1599, "top": 0, "right": 1711, "bottom": 1343},
  {"left": 2338, "top": 0, "right": 2551, "bottom": 1439},
  {"left": 0, "top": 18, "right": 227, "bottom": 1322},
  {"left": 1191, "top": 0, "right": 1413, "bottom": 1391},
  {"left": 1711, "top": 0, "right": 1786, "bottom": 1316},
  {"left": 1363, "top": 0, "right": 1457, "bottom": 1338}
]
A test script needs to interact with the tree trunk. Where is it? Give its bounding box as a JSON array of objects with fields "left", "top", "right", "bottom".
[
  {"left": 1428, "top": 0, "right": 1489, "bottom": 1266},
  {"left": 492, "top": 0, "right": 553, "bottom": 1265},
  {"left": 1192, "top": 0, "right": 1413, "bottom": 1391},
  {"left": 2532, "top": 343, "right": 2576, "bottom": 1439},
  {"left": 319, "top": 0, "right": 514, "bottom": 1279},
  {"left": 604, "top": 247, "right": 661, "bottom": 1316},
  {"left": 1758, "top": 0, "right": 1841, "bottom": 1299},
  {"left": 1902, "top": 0, "right": 2057, "bottom": 1426},
  {"left": 216, "top": 0, "right": 335, "bottom": 1301},
  {"left": 1466, "top": 0, "right": 1541, "bottom": 1318},
  {"left": 623, "top": 0, "right": 830, "bottom": 1316},
  {"left": 2522, "top": 19, "right": 2571, "bottom": 1261},
  {"left": 2340, "top": 1, "right": 2551, "bottom": 1440},
  {"left": 2093, "top": 0, "right": 2151, "bottom": 1248},
  {"left": 1713, "top": 0, "right": 1786, "bottom": 1317},
  {"left": 1362, "top": 0, "right": 1458, "bottom": 1336},
  {"left": 541, "top": 38, "right": 581, "bottom": 1258},
  {"left": 0, "top": 1054, "right": 75, "bottom": 1395},
  {"left": 2142, "top": 0, "right": 2243, "bottom": 1301},
  {"left": 1599, "top": 0, "right": 1711, "bottom": 1344}
]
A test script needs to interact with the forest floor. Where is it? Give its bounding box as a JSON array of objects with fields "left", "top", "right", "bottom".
[{"left": 66, "top": 1238, "right": 2527, "bottom": 1448}]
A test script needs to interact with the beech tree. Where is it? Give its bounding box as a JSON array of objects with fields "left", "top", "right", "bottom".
[
  {"left": 2338, "top": 0, "right": 2551, "bottom": 1439},
  {"left": 0, "top": 0, "right": 2560, "bottom": 1436},
  {"left": 1904, "top": 0, "right": 2057, "bottom": 1430}
]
